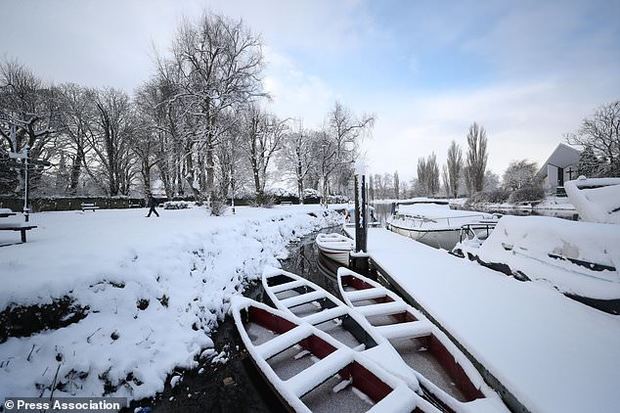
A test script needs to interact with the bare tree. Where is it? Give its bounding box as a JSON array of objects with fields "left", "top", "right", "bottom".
[
  {"left": 445, "top": 140, "right": 463, "bottom": 198},
  {"left": 163, "top": 12, "right": 266, "bottom": 204},
  {"left": 465, "top": 122, "right": 488, "bottom": 193},
  {"left": 566, "top": 100, "right": 620, "bottom": 176},
  {"left": 417, "top": 153, "right": 440, "bottom": 196},
  {"left": 393, "top": 170, "right": 400, "bottom": 199},
  {"left": 279, "top": 120, "right": 315, "bottom": 203},
  {"left": 316, "top": 101, "right": 374, "bottom": 205},
  {"left": 86, "top": 88, "right": 136, "bottom": 196},
  {"left": 241, "top": 105, "right": 287, "bottom": 204},
  {"left": 0, "top": 59, "right": 62, "bottom": 190},
  {"left": 58, "top": 84, "right": 96, "bottom": 194}
]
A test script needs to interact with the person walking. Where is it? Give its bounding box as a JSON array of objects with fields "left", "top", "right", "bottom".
[{"left": 146, "top": 194, "right": 160, "bottom": 217}]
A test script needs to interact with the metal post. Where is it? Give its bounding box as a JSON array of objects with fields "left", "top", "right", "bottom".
[
  {"left": 23, "top": 145, "right": 29, "bottom": 222},
  {"left": 351, "top": 174, "right": 369, "bottom": 274},
  {"left": 360, "top": 174, "right": 367, "bottom": 252},
  {"left": 230, "top": 177, "right": 236, "bottom": 215}
]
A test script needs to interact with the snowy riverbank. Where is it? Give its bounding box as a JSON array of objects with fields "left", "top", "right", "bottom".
[{"left": 0, "top": 205, "right": 341, "bottom": 401}]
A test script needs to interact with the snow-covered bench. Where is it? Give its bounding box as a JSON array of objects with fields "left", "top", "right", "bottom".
[
  {"left": 81, "top": 203, "right": 99, "bottom": 212},
  {"left": 0, "top": 222, "right": 37, "bottom": 243}
]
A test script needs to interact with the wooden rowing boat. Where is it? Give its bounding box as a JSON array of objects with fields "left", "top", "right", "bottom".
[
  {"left": 315, "top": 233, "right": 354, "bottom": 265},
  {"left": 231, "top": 296, "right": 424, "bottom": 412},
  {"left": 336, "top": 268, "right": 508, "bottom": 413}
]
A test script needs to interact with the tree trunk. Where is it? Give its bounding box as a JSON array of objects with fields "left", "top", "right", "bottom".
[{"left": 68, "top": 152, "right": 82, "bottom": 195}]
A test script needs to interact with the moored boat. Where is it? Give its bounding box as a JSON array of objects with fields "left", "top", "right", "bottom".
[
  {"left": 263, "top": 269, "right": 508, "bottom": 412},
  {"left": 387, "top": 202, "right": 495, "bottom": 250},
  {"left": 231, "top": 296, "right": 423, "bottom": 412},
  {"left": 336, "top": 268, "right": 509, "bottom": 413},
  {"left": 315, "top": 233, "right": 354, "bottom": 265}
]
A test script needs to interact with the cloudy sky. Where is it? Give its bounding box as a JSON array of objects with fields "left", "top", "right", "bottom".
[{"left": 1, "top": 0, "right": 618, "bottom": 179}]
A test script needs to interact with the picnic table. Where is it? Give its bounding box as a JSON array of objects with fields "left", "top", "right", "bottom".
[
  {"left": 0, "top": 209, "right": 37, "bottom": 243},
  {"left": 0, "top": 208, "right": 17, "bottom": 218}
]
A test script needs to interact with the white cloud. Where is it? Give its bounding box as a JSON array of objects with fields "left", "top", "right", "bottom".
[
  {"left": 262, "top": 48, "right": 335, "bottom": 126},
  {"left": 362, "top": 75, "right": 617, "bottom": 180}
]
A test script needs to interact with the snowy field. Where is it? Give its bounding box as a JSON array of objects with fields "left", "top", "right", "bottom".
[
  {"left": 0, "top": 205, "right": 341, "bottom": 401},
  {"left": 345, "top": 227, "right": 620, "bottom": 413}
]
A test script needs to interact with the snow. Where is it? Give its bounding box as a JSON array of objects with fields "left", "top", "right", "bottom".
[
  {"left": 0, "top": 205, "right": 341, "bottom": 402},
  {"left": 345, "top": 226, "right": 620, "bottom": 413},
  {"left": 565, "top": 177, "right": 620, "bottom": 224},
  {"left": 474, "top": 215, "right": 620, "bottom": 299}
]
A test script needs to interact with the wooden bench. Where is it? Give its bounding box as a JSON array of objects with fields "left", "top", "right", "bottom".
[
  {"left": 81, "top": 203, "right": 100, "bottom": 212},
  {"left": 280, "top": 201, "right": 293, "bottom": 205},
  {"left": 0, "top": 223, "right": 38, "bottom": 243}
]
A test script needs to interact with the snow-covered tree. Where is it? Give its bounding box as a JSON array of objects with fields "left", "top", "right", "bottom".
[
  {"left": 576, "top": 145, "right": 602, "bottom": 178},
  {"left": 566, "top": 100, "right": 620, "bottom": 176},
  {"left": 502, "top": 160, "right": 538, "bottom": 190}
]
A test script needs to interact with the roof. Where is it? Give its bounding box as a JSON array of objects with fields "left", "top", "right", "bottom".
[{"left": 537, "top": 143, "right": 581, "bottom": 177}]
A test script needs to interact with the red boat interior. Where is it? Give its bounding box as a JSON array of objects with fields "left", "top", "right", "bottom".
[
  {"left": 241, "top": 305, "right": 397, "bottom": 411},
  {"left": 341, "top": 274, "right": 484, "bottom": 403}
]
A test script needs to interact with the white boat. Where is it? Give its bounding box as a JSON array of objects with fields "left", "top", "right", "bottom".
[
  {"left": 231, "top": 296, "right": 423, "bottom": 412},
  {"left": 387, "top": 202, "right": 495, "bottom": 250},
  {"left": 564, "top": 177, "right": 620, "bottom": 224},
  {"left": 336, "top": 268, "right": 509, "bottom": 413},
  {"left": 315, "top": 233, "right": 354, "bottom": 265},
  {"left": 262, "top": 269, "right": 508, "bottom": 412}
]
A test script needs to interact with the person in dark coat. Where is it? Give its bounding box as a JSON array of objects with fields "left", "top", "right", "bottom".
[{"left": 146, "top": 194, "right": 159, "bottom": 217}]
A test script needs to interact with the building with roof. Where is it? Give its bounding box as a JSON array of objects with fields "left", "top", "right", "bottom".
[{"left": 536, "top": 143, "right": 581, "bottom": 194}]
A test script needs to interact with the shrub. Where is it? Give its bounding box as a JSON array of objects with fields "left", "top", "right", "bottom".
[
  {"left": 466, "top": 189, "right": 510, "bottom": 206},
  {"left": 209, "top": 197, "right": 228, "bottom": 216},
  {"left": 508, "top": 185, "right": 545, "bottom": 204}
]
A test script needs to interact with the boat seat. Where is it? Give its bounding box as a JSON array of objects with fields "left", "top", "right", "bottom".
[
  {"left": 280, "top": 290, "right": 326, "bottom": 308},
  {"left": 286, "top": 347, "right": 352, "bottom": 397},
  {"left": 256, "top": 325, "right": 313, "bottom": 359},
  {"left": 303, "top": 306, "right": 349, "bottom": 325},
  {"left": 356, "top": 301, "right": 408, "bottom": 317},
  {"left": 375, "top": 320, "right": 433, "bottom": 340},
  {"left": 345, "top": 287, "right": 389, "bottom": 302},
  {"left": 270, "top": 279, "right": 306, "bottom": 294}
]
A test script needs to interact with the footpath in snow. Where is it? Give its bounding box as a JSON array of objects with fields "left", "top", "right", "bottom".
[
  {"left": 0, "top": 205, "right": 340, "bottom": 402},
  {"left": 345, "top": 227, "right": 620, "bottom": 413}
]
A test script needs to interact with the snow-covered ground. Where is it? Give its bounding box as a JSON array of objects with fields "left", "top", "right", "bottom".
[
  {"left": 0, "top": 205, "right": 341, "bottom": 401},
  {"left": 345, "top": 226, "right": 620, "bottom": 413}
]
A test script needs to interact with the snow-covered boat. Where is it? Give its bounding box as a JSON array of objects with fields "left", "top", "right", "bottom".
[
  {"left": 456, "top": 214, "right": 620, "bottom": 314},
  {"left": 262, "top": 269, "right": 508, "bottom": 412},
  {"left": 315, "top": 233, "right": 354, "bottom": 265},
  {"left": 564, "top": 177, "right": 620, "bottom": 224},
  {"left": 387, "top": 202, "right": 496, "bottom": 250},
  {"left": 336, "top": 268, "right": 509, "bottom": 413},
  {"left": 231, "top": 296, "right": 423, "bottom": 412}
]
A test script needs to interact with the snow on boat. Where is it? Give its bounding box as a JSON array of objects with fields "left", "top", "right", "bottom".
[
  {"left": 231, "top": 296, "right": 423, "bottom": 413},
  {"left": 315, "top": 233, "right": 354, "bottom": 266},
  {"left": 387, "top": 203, "right": 495, "bottom": 250},
  {"left": 459, "top": 214, "right": 620, "bottom": 314},
  {"left": 262, "top": 269, "right": 507, "bottom": 412},
  {"left": 336, "top": 268, "right": 509, "bottom": 413},
  {"left": 564, "top": 177, "right": 620, "bottom": 224}
]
